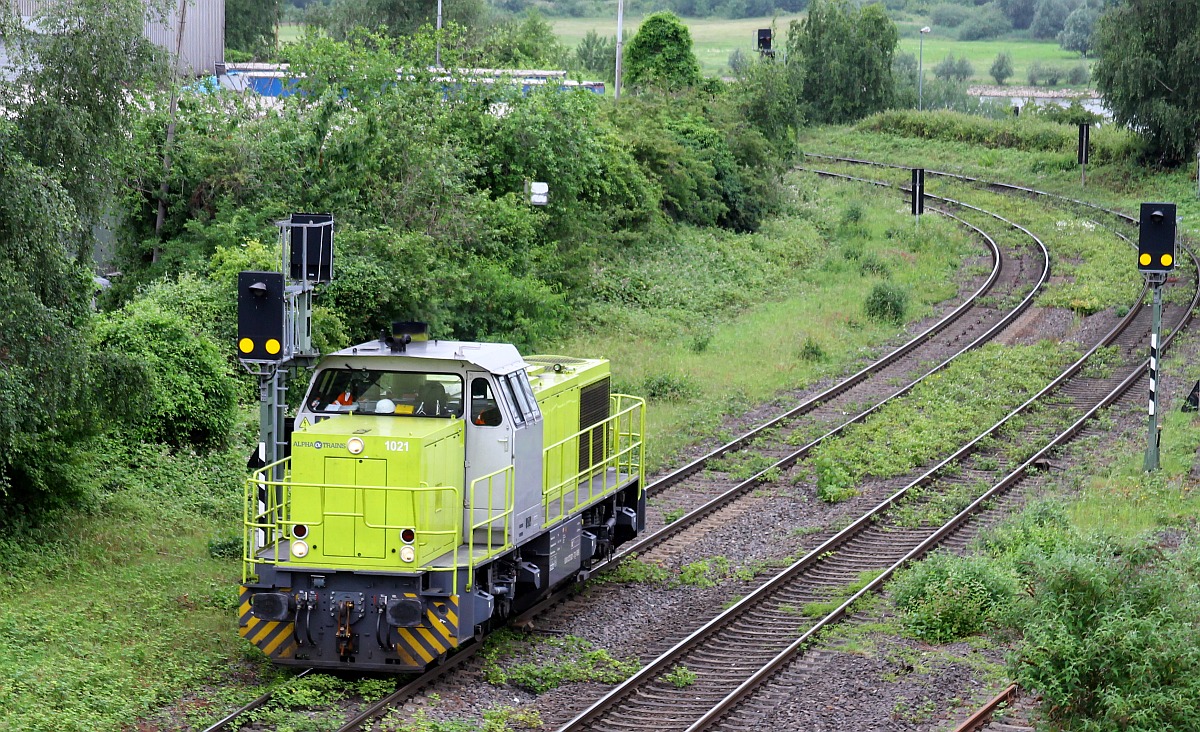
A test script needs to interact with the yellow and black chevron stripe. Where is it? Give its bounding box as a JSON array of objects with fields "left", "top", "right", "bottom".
[
  {"left": 391, "top": 593, "right": 461, "bottom": 668},
  {"left": 239, "top": 587, "right": 298, "bottom": 660}
]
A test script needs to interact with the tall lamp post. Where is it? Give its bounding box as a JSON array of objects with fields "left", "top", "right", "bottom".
[
  {"left": 615, "top": 0, "right": 625, "bottom": 101},
  {"left": 918, "top": 26, "right": 930, "bottom": 111}
]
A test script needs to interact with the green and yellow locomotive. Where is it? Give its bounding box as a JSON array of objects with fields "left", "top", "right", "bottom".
[{"left": 239, "top": 325, "right": 645, "bottom": 672}]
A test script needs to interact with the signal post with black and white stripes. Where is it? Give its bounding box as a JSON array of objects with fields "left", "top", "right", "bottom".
[{"left": 1139, "top": 203, "right": 1176, "bottom": 471}]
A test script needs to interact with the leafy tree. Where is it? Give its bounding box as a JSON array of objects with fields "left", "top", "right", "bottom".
[
  {"left": 623, "top": 11, "right": 702, "bottom": 91},
  {"left": 575, "top": 29, "right": 617, "bottom": 79},
  {"left": 482, "top": 10, "right": 566, "bottom": 68},
  {"left": 1057, "top": 5, "right": 1097, "bottom": 57},
  {"left": 956, "top": 5, "right": 1012, "bottom": 41},
  {"left": 0, "top": 124, "right": 94, "bottom": 518},
  {"left": 1030, "top": 0, "right": 1070, "bottom": 39},
  {"left": 998, "top": 0, "right": 1037, "bottom": 29},
  {"left": 892, "top": 51, "right": 919, "bottom": 108},
  {"left": 0, "top": 0, "right": 164, "bottom": 518},
  {"left": 1, "top": 0, "right": 163, "bottom": 233},
  {"left": 314, "top": 0, "right": 486, "bottom": 41},
  {"left": 934, "top": 54, "right": 973, "bottom": 82},
  {"left": 1093, "top": 0, "right": 1200, "bottom": 165},
  {"left": 786, "top": 0, "right": 898, "bottom": 124},
  {"left": 733, "top": 56, "right": 805, "bottom": 146},
  {"left": 226, "top": 0, "right": 280, "bottom": 58},
  {"left": 990, "top": 52, "right": 1014, "bottom": 85}
]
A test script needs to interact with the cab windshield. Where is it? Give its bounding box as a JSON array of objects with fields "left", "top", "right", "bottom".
[{"left": 306, "top": 368, "right": 463, "bottom": 418}]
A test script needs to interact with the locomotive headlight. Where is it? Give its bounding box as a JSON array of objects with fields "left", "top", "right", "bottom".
[
  {"left": 347, "top": 437, "right": 364, "bottom": 455},
  {"left": 400, "top": 545, "right": 415, "bottom": 563},
  {"left": 291, "top": 540, "right": 309, "bottom": 558}
]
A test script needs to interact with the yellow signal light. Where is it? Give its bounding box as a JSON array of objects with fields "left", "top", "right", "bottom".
[
  {"left": 238, "top": 337, "right": 254, "bottom": 353},
  {"left": 266, "top": 338, "right": 282, "bottom": 355},
  {"left": 1139, "top": 253, "right": 1151, "bottom": 266},
  {"left": 1161, "top": 253, "right": 1173, "bottom": 267}
]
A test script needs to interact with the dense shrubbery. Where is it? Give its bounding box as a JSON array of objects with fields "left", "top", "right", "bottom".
[
  {"left": 857, "top": 110, "right": 1139, "bottom": 164},
  {"left": 888, "top": 496, "right": 1200, "bottom": 731},
  {"left": 889, "top": 552, "right": 1019, "bottom": 642},
  {"left": 1013, "top": 536, "right": 1200, "bottom": 730},
  {"left": 91, "top": 299, "right": 238, "bottom": 447},
  {"left": 864, "top": 282, "right": 907, "bottom": 324},
  {"left": 956, "top": 5, "right": 1013, "bottom": 40},
  {"left": 115, "top": 30, "right": 784, "bottom": 352}
]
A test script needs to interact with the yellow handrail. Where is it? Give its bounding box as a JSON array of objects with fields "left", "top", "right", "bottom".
[
  {"left": 541, "top": 394, "right": 645, "bottom": 525},
  {"left": 242, "top": 460, "right": 519, "bottom": 592}
]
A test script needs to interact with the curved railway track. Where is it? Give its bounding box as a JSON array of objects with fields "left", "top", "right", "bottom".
[
  {"left": 201, "top": 157, "right": 1166, "bottom": 724},
  {"left": 548, "top": 167, "right": 1197, "bottom": 732},
  {"left": 318, "top": 180, "right": 1056, "bottom": 732},
  {"left": 201, "top": 186, "right": 1042, "bottom": 732}
]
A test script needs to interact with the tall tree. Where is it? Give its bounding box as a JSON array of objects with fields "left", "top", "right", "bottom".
[
  {"left": 623, "top": 11, "right": 702, "bottom": 91},
  {"left": 787, "top": 0, "right": 897, "bottom": 124},
  {"left": 316, "top": 0, "right": 486, "bottom": 41},
  {"left": 226, "top": 0, "right": 280, "bottom": 57},
  {"left": 0, "top": 0, "right": 162, "bottom": 517},
  {"left": 1, "top": 0, "right": 163, "bottom": 239},
  {"left": 1058, "top": 5, "right": 1098, "bottom": 57},
  {"left": 1093, "top": 0, "right": 1200, "bottom": 165}
]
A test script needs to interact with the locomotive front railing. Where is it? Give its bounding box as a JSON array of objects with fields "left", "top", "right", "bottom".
[
  {"left": 243, "top": 459, "right": 516, "bottom": 591},
  {"left": 541, "top": 394, "right": 645, "bottom": 526}
]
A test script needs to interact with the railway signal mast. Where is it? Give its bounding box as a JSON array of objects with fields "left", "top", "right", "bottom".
[
  {"left": 237, "top": 214, "right": 334, "bottom": 481},
  {"left": 1138, "top": 203, "right": 1175, "bottom": 471}
]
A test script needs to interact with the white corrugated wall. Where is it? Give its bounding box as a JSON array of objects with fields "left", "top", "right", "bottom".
[
  {"left": 146, "top": 0, "right": 225, "bottom": 76},
  {"left": 10, "top": 0, "right": 224, "bottom": 76}
]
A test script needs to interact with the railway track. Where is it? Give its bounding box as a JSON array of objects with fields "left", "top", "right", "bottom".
[
  {"left": 548, "top": 168, "right": 1196, "bottom": 732},
  {"left": 199, "top": 162, "right": 1160, "bottom": 732},
  {"left": 301, "top": 180, "right": 1055, "bottom": 732}
]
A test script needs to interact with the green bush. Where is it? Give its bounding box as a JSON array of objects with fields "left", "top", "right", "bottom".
[
  {"left": 857, "top": 109, "right": 1139, "bottom": 164},
  {"left": 1012, "top": 537, "right": 1200, "bottom": 730},
  {"left": 641, "top": 373, "right": 698, "bottom": 402},
  {"left": 929, "top": 3, "right": 972, "bottom": 27},
  {"left": 815, "top": 455, "right": 857, "bottom": 502},
  {"left": 890, "top": 551, "right": 1019, "bottom": 642},
  {"left": 957, "top": 5, "right": 1013, "bottom": 41},
  {"left": 864, "top": 282, "right": 908, "bottom": 324},
  {"left": 91, "top": 300, "right": 237, "bottom": 448}
]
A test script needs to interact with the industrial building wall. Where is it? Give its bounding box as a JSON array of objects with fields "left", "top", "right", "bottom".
[
  {"left": 9, "top": 0, "right": 224, "bottom": 76},
  {"left": 146, "top": 0, "right": 225, "bottom": 76}
]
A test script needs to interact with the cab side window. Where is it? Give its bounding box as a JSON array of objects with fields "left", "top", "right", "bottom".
[{"left": 470, "top": 378, "right": 503, "bottom": 427}]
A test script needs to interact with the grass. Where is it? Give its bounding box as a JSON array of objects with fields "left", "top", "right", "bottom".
[
  {"left": 551, "top": 14, "right": 804, "bottom": 76},
  {"left": 808, "top": 341, "right": 1079, "bottom": 502},
  {"left": 0, "top": 438, "right": 271, "bottom": 732},
  {"left": 796, "top": 124, "right": 1200, "bottom": 239},
  {"left": 479, "top": 630, "right": 640, "bottom": 693},
  {"left": 892, "top": 26, "right": 1090, "bottom": 87},
  {"left": 560, "top": 177, "right": 977, "bottom": 469}
]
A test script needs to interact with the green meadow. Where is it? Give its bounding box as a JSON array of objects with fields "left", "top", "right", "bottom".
[
  {"left": 551, "top": 14, "right": 805, "bottom": 75},
  {"left": 278, "top": 17, "right": 1087, "bottom": 84},
  {"left": 893, "top": 25, "right": 1090, "bottom": 86}
]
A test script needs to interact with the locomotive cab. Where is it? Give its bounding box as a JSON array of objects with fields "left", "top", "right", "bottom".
[{"left": 240, "top": 335, "right": 645, "bottom": 672}]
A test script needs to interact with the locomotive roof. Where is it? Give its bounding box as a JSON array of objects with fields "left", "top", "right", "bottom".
[{"left": 329, "top": 338, "right": 528, "bottom": 375}]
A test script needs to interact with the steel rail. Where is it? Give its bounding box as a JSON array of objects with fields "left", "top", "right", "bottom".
[
  {"left": 557, "top": 173, "right": 1198, "bottom": 732},
  {"left": 200, "top": 669, "right": 312, "bottom": 732},
  {"left": 334, "top": 644, "right": 481, "bottom": 731},
  {"left": 513, "top": 179, "right": 1049, "bottom": 633},
  {"left": 642, "top": 204, "right": 1005, "bottom": 496},
  {"left": 802, "top": 152, "right": 1139, "bottom": 225},
  {"left": 679, "top": 196, "right": 1199, "bottom": 732},
  {"left": 951, "top": 684, "right": 1020, "bottom": 732}
]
